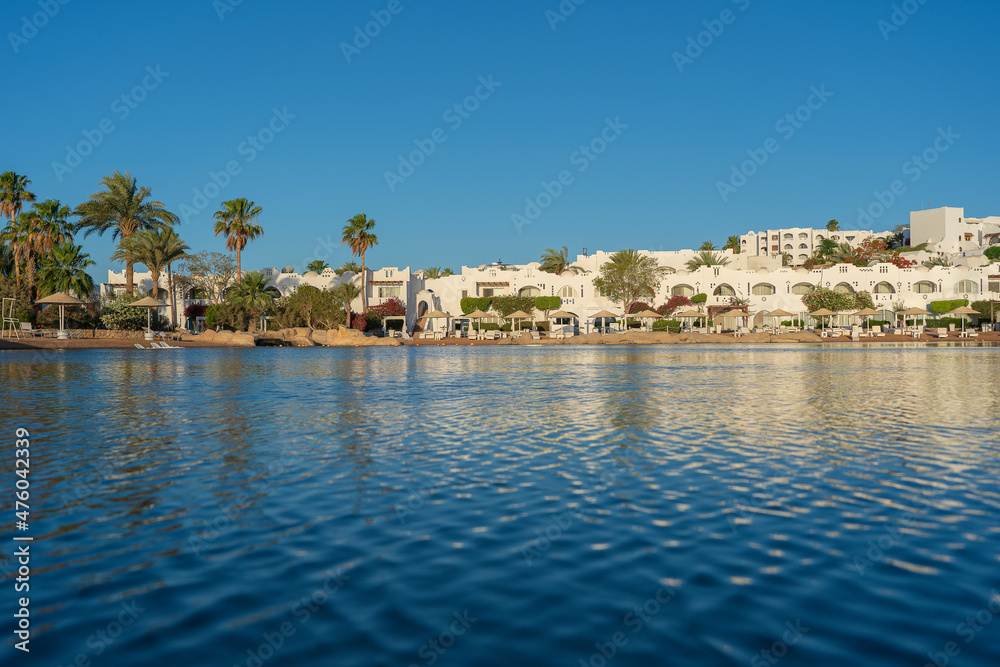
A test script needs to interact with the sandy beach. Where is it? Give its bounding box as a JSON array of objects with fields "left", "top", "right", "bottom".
[{"left": 3, "top": 328, "right": 998, "bottom": 351}]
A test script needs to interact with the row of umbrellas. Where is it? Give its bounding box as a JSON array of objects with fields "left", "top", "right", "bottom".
[{"left": 36, "top": 293, "right": 167, "bottom": 334}]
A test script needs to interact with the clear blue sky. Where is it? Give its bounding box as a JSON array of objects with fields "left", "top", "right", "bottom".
[{"left": 4, "top": 0, "right": 998, "bottom": 281}]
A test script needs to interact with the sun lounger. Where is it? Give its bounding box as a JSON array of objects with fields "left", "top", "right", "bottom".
[{"left": 530, "top": 331, "right": 540, "bottom": 340}]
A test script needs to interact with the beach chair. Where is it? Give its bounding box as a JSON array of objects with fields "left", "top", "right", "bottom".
[
  {"left": 19, "top": 322, "right": 43, "bottom": 337},
  {"left": 134, "top": 343, "right": 146, "bottom": 349},
  {"left": 530, "top": 331, "right": 540, "bottom": 340}
]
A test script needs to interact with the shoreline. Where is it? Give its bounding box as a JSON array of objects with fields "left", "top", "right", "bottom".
[{"left": 4, "top": 329, "right": 998, "bottom": 351}]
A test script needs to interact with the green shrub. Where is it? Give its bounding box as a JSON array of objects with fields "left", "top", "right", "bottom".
[
  {"left": 652, "top": 319, "right": 681, "bottom": 333},
  {"left": 100, "top": 293, "right": 151, "bottom": 330},
  {"left": 691, "top": 293, "right": 708, "bottom": 304},
  {"left": 924, "top": 317, "right": 964, "bottom": 328},
  {"left": 534, "top": 296, "right": 561, "bottom": 312},
  {"left": 206, "top": 302, "right": 245, "bottom": 330},
  {"left": 984, "top": 246, "right": 1000, "bottom": 261},
  {"left": 971, "top": 300, "right": 994, "bottom": 321},
  {"left": 492, "top": 295, "right": 536, "bottom": 316},
  {"left": 929, "top": 298, "right": 969, "bottom": 314},
  {"left": 460, "top": 297, "right": 492, "bottom": 314}
]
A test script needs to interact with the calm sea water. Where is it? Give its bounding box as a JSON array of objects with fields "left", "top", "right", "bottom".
[{"left": 2, "top": 344, "right": 1000, "bottom": 666}]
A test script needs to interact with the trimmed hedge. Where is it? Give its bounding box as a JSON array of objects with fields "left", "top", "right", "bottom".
[
  {"left": 460, "top": 297, "right": 493, "bottom": 314},
  {"left": 929, "top": 298, "right": 969, "bottom": 314},
  {"left": 535, "top": 296, "right": 561, "bottom": 312},
  {"left": 691, "top": 293, "right": 708, "bottom": 304},
  {"left": 985, "top": 246, "right": 1000, "bottom": 261}
]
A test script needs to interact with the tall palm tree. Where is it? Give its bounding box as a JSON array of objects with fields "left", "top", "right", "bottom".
[
  {"left": 341, "top": 214, "right": 378, "bottom": 311},
  {"left": 0, "top": 214, "right": 32, "bottom": 289},
  {"left": 441, "top": 267, "right": 455, "bottom": 277},
  {"left": 780, "top": 252, "right": 792, "bottom": 267},
  {"left": 685, "top": 250, "right": 730, "bottom": 271},
  {"left": 331, "top": 281, "right": 362, "bottom": 328},
  {"left": 22, "top": 200, "right": 73, "bottom": 300},
  {"left": 228, "top": 271, "right": 274, "bottom": 332},
  {"left": 539, "top": 246, "right": 586, "bottom": 275},
  {"left": 724, "top": 235, "right": 741, "bottom": 254},
  {"left": 830, "top": 242, "right": 854, "bottom": 264},
  {"left": 424, "top": 267, "right": 442, "bottom": 279},
  {"left": 0, "top": 242, "right": 14, "bottom": 279},
  {"left": 74, "top": 171, "right": 177, "bottom": 294},
  {"left": 0, "top": 171, "right": 36, "bottom": 230},
  {"left": 0, "top": 172, "right": 37, "bottom": 288},
  {"left": 306, "top": 260, "right": 329, "bottom": 274},
  {"left": 160, "top": 230, "right": 190, "bottom": 327},
  {"left": 213, "top": 198, "right": 263, "bottom": 284},
  {"left": 37, "top": 242, "right": 95, "bottom": 297},
  {"left": 826, "top": 219, "right": 840, "bottom": 232},
  {"left": 113, "top": 228, "right": 189, "bottom": 324},
  {"left": 698, "top": 240, "right": 716, "bottom": 251}
]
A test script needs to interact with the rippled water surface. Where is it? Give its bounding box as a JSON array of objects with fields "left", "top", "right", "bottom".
[{"left": 2, "top": 345, "right": 1000, "bottom": 666}]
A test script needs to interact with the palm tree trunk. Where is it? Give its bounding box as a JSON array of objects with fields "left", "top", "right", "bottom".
[
  {"left": 124, "top": 246, "right": 134, "bottom": 295},
  {"left": 167, "top": 263, "right": 176, "bottom": 327},
  {"left": 236, "top": 246, "right": 242, "bottom": 284},
  {"left": 360, "top": 250, "right": 367, "bottom": 312},
  {"left": 25, "top": 255, "right": 35, "bottom": 302}
]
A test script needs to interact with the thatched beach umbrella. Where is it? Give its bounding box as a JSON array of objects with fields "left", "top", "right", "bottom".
[
  {"left": 948, "top": 305, "right": 979, "bottom": 332},
  {"left": 131, "top": 296, "right": 169, "bottom": 334},
  {"left": 590, "top": 309, "right": 619, "bottom": 333},
  {"left": 810, "top": 308, "right": 838, "bottom": 331},
  {"left": 852, "top": 307, "right": 882, "bottom": 332},
  {"left": 716, "top": 308, "right": 748, "bottom": 331},
  {"left": 506, "top": 309, "right": 532, "bottom": 332},
  {"left": 674, "top": 308, "right": 704, "bottom": 330},
  {"left": 36, "top": 292, "right": 84, "bottom": 337},
  {"left": 424, "top": 309, "right": 452, "bottom": 334},
  {"left": 900, "top": 306, "right": 928, "bottom": 329},
  {"left": 631, "top": 309, "right": 662, "bottom": 332},
  {"left": 465, "top": 309, "right": 490, "bottom": 334},
  {"left": 766, "top": 308, "right": 794, "bottom": 328}
]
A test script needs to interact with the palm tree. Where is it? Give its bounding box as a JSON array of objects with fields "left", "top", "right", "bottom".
[
  {"left": 306, "top": 260, "right": 329, "bottom": 274},
  {"left": 723, "top": 235, "right": 741, "bottom": 254},
  {"left": 826, "top": 219, "right": 840, "bottom": 232},
  {"left": 539, "top": 246, "right": 586, "bottom": 275},
  {"left": 780, "top": 252, "right": 792, "bottom": 267},
  {"left": 227, "top": 271, "right": 274, "bottom": 332},
  {"left": 0, "top": 171, "right": 36, "bottom": 230},
  {"left": 685, "top": 250, "right": 730, "bottom": 271},
  {"left": 335, "top": 261, "right": 362, "bottom": 276},
  {"left": 0, "top": 242, "right": 13, "bottom": 279},
  {"left": 74, "top": 171, "right": 177, "bottom": 294},
  {"left": 331, "top": 281, "right": 362, "bottom": 328},
  {"left": 830, "top": 242, "right": 854, "bottom": 264},
  {"left": 424, "top": 267, "right": 442, "bottom": 279},
  {"left": 0, "top": 214, "right": 32, "bottom": 289},
  {"left": 113, "top": 228, "right": 189, "bottom": 324},
  {"left": 442, "top": 268, "right": 455, "bottom": 277},
  {"left": 698, "top": 240, "right": 716, "bottom": 251},
  {"left": 213, "top": 198, "right": 263, "bottom": 284},
  {"left": 341, "top": 214, "right": 378, "bottom": 311},
  {"left": 37, "top": 242, "right": 95, "bottom": 297},
  {"left": 22, "top": 200, "right": 73, "bottom": 300},
  {"left": 923, "top": 256, "right": 954, "bottom": 268}
]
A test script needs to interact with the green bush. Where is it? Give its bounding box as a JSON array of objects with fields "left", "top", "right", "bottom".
[
  {"left": 206, "top": 302, "right": 245, "bottom": 330},
  {"left": 929, "top": 298, "right": 969, "bottom": 314},
  {"left": 971, "top": 300, "right": 994, "bottom": 321},
  {"left": 691, "top": 293, "right": 708, "bottom": 304},
  {"left": 460, "top": 297, "right": 492, "bottom": 314},
  {"left": 924, "top": 317, "right": 964, "bottom": 328},
  {"left": 492, "top": 295, "right": 536, "bottom": 316},
  {"left": 652, "top": 319, "right": 681, "bottom": 333},
  {"left": 534, "top": 296, "right": 561, "bottom": 312},
  {"left": 984, "top": 246, "right": 1000, "bottom": 261},
  {"left": 100, "top": 294, "right": 153, "bottom": 330}
]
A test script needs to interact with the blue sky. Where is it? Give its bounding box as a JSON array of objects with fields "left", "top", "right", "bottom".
[{"left": 4, "top": 0, "right": 998, "bottom": 281}]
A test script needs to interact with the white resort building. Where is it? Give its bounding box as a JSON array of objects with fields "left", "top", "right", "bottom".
[{"left": 103, "top": 207, "right": 1000, "bottom": 332}]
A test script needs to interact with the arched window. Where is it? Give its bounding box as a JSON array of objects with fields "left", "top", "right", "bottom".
[
  {"left": 783, "top": 233, "right": 793, "bottom": 240},
  {"left": 833, "top": 282, "right": 854, "bottom": 294},
  {"left": 954, "top": 280, "right": 978, "bottom": 294},
  {"left": 799, "top": 243, "right": 808, "bottom": 249},
  {"left": 797, "top": 254, "right": 809, "bottom": 263},
  {"left": 791, "top": 283, "right": 813, "bottom": 295},
  {"left": 557, "top": 286, "right": 576, "bottom": 298},
  {"left": 752, "top": 283, "right": 775, "bottom": 295},
  {"left": 672, "top": 284, "right": 693, "bottom": 297},
  {"left": 798, "top": 233, "right": 808, "bottom": 240},
  {"left": 873, "top": 282, "right": 895, "bottom": 294},
  {"left": 816, "top": 234, "right": 825, "bottom": 241},
  {"left": 784, "top": 244, "right": 793, "bottom": 250},
  {"left": 519, "top": 286, "right": 541, "bottom": 298},
  {"left": 913, "top": 281, "right": 935, "bottom": 293},
  {"left": 713, "top": 284, "right": 735, "bottom": 297}
]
